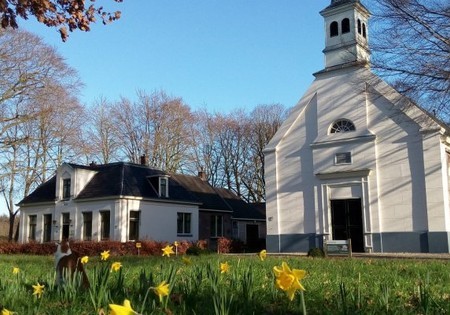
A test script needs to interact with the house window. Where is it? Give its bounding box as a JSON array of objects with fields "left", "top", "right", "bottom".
[
  {"left": 342, "top": 18, "right": 350, "bottom": 33},
  {"left": 357, "top": 19, "right": 362, "bottom": 34},
  {"left": 362, "top": 23, "right": 367, "bottom": 38},
  {"left": 100, "top": 211, "right": 110, "bottom": 240},
  {"left": 129, "top": 211, "right": 140, "bottom": 241},
  {"left": 62, "top": 178, "right": 71, "bottom": 200},
  {"left": 329, "top": 119, "right": 356, "bottom": 134},
  {"left": 210, "top": 215, "right": 223, "bottom": 238},
  {"left": 177, "top": 212, "right": 191, "bottom": 235},
  {"left": 159, "top": 177, "right": 168, "bottom": 198},
  {"left": 335, "top": 152, "right": 352, "bottom": 165},
  {"left": 83, "top": 212, "right": 92, "bottom": 241},
  {"left": 28, "top": 215, "right": 37, "bottom": 241},
  {"left": 43, "top": 214, "right": 52, "bottom": 243},
  {"left": 330, "top": 21, "right": 339, "bottom": 37},
  {"left": 62, "top": 212, "right": 70, "bottom": 240}
]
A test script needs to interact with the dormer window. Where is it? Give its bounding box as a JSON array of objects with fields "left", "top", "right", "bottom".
[
  {"left": 329, "top": 119, "right": 356, "bottom": 134},
  {"left": 159, "top": 176, "right": 169, "bottom": 198},
  {"left": 62, "top": 178, "right": 71, "bottom": 200}
]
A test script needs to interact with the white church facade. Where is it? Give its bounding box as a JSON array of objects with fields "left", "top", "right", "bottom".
[{"left": 264, "top": 0, "right": 450, "bottom": 253}]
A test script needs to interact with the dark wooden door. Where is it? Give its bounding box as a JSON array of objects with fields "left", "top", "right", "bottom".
[
  {"left": 331, "top": 199, "right": 364, "bottom": 252},
  {"left": 246, "top": 224, "right": 259, "bottom": 249}
]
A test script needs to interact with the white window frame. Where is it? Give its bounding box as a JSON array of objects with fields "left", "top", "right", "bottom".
[
  {"left": 335, "top": 152, "right": 352, "bottom": 165},
  {"left": 210, "top": 215, "right": 224, "bottom": 238},
  {"left": 62, "top": 178, "right": 71, "bottom": 200},
  {"left": 177, "top": 212, "right": 192, "bottom": 235},
  {"left": 159, "top": 176, "right": 169, "bottom": 198}
]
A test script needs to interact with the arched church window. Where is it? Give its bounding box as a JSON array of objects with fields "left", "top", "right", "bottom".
[
  {"left": 330, "top": 21, "right": 339, "bottom": 37},
  {"left": 329, "top": 119, "right": 356, "bottom": 134},
  {"left": 342, "top": 18, "right": 350, "bottom": 34},
  {"left": 357, "top": 19, "right": 362, "bottom": 34},
  {"left": 362, "top": 23, "right": 367, "bottom": 38}
]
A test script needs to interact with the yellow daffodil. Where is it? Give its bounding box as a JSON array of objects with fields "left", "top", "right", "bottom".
[
  {"left": 109, "top": 299, "right": 137, "bottom": 315},
  {"left": 220, "top": 262, "right": 230, "bottom": 274},
  {"left": 111, "top": 262, "right": 122, "bottom": 272},
  {"left": 161, "top": 245, "right": 175, "bottom": 257},
  {"left": 1, "top": 308, "right": 14, "bottom": 315},
  {"left": 174, "top": 241, "right": 179, "bottom": 247},
  {"left": 81, "top": 256, "right": 89, "bottom": 264},
  {"left": 100, "top": 250, "right": 110, "bottom": 261},
  {"left": 12, "top": 267, "right": 19, "bottom": 274},
  {"left": 182, "top": 255, "right": 192, "bottom": 265},
  {"left": 273, "top": 261, "right": 306, "bottom": 301},
  {"left": 32, "top": 282, "right": 45, "bottom": 298},
  {"left": 135, "top": 242, "right": 141, "bottom": 249},
  {"left": 258, "top": 249, "right": 267, "bottom": 261},
  {"left": 153, "top": 281, "right": 170, "bottom": 302}
]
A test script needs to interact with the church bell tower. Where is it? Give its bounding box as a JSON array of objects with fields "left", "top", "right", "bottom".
[{"left": 320, "top": 0, "right": 371, "bottom": 69}]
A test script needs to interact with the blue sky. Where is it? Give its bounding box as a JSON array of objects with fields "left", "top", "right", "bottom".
[{"left": 21, "top": 0, "right": 332, "bottom": 112}]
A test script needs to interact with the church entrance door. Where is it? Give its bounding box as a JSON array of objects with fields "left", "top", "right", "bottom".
[{"left": 331, "top": 199, "right": 364, "bottom": 252}]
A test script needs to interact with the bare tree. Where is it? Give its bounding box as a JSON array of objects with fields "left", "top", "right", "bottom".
[
  {"left": 190, "top": 105, "right": 287, "bottom": 202},
  {"left": 85, "top": 97, "right": 120, "bottom": 164},
  {"left": 189, "top": 109, "right": 224, "bottom": 185},
  {"left": 242, "top": 103, "right": 288, "bottom": 202},
  {"left": 0, "top": 0, "right": 122, "bottom": 41},
  {"left": 111, "top": 90, "right": 195, "bottom": 172},
  {"left": 0, "top": 28, "right": 82, "bottom": 241},
  {"left": 370, "top": 0, "right": 450, "bottom": 119},
  {"left": 111, "top": 97, "right": 142, "bottom": 164},
  {"left": 138, "top": 90, "right": 195, "bottom": 172}
]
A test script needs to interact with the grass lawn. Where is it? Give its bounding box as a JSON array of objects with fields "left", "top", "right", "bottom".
[{"left": 0, "top": 253, "right": 449, "bottom": 314}]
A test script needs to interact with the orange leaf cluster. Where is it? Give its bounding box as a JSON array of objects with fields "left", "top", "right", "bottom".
[{"left": 0, "top": 0, "right": 123, "bottom": 41}]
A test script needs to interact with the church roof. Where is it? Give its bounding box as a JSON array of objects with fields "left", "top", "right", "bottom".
[
  {"left": 324, "top": 0, "right": 359, "bottom": 10},
  {"left": 264, "top": 67, "right": 450, "bottom": 153}
]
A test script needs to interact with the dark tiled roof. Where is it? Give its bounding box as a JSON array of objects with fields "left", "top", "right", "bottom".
[
  {"left": 74, "top": 163, "right": 203, "bottom": 204},
  {"left": 18, "top": 176, "right": 57, "bottom": 205},
  {"left": 170, "top": 174, "right": 232, "bottom": 211},
  {"left": 18, "top": 163, "right": 249, "bottom": 213},
  {"left": 215, "top": 188, "right": 266, "bottom": 220}
]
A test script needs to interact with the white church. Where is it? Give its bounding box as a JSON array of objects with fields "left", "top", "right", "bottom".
[{"left": 264, "top": 0, "right": 450, "bottom": 253}]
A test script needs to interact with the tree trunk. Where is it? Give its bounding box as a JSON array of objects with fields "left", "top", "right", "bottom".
[{"left": 8, "top": 213, "right": 17, "bottom": 242}]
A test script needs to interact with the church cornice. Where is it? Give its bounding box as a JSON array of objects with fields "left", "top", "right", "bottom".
[
  {"left": 310, "top": 134, "right": 376, "bottom": 148},
  {"left": 313, "top": 60, "right": 369, "bottom": 77},
  {"left": 315, "top": 168, "right": 372, "bottom": 180},
  {"left": 320, "top": 0, "right": 370, "bottom": 17},
  {"left": 323, "top": 41, "right": 370, "bottom": 54}
]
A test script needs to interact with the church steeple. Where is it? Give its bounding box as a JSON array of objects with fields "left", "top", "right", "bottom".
[{"left": 320, "top": 0, "right": 370, "bottom": 69}]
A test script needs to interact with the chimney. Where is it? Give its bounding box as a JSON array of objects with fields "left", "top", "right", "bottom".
[
  {"left": 140, "top": 154, "right": 148, "bottom": 166},
  {"left": 198, "top": 167, "right": 207, "bottom": 181}
]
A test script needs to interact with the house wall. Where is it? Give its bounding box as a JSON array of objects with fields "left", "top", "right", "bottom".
[
  {"left": 18, "top": 204, "right": 55, "bottom": 243},
  {"left": 19, "top": 198, "right": 199, "bottom": 244},
  {"left": 233, "top": 220, "right": 266, "bottom": 242},
  {"left": 198, "top": 211, "right": 232, "bottom": 249},
  {"left": 137, "top": 201, "right": 198, "bottom": 242},
  {"left": 265, "top": 67, "right": 450, "bottom": 253}
]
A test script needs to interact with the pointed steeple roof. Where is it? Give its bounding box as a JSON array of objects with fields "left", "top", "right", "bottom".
[{"left": 325, "top": 0, "right": 359, "bottom": 10}]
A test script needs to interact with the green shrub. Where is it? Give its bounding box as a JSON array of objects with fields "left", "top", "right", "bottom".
[
  {"left": 186, "top": 245, "right": 212, "bottom": 256},
  {"left": 307, "top": 247, "right": 325, "bottom": 257}
]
